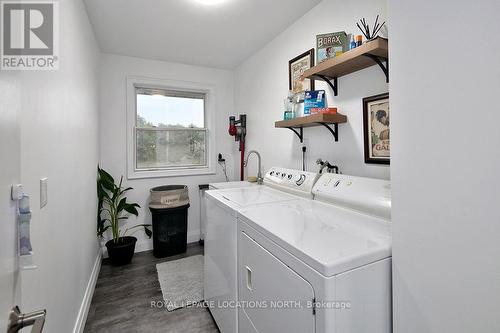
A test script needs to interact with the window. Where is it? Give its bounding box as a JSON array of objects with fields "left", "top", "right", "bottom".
[{"left": 127, "top": 77, "right": 215, "bottom": 179}]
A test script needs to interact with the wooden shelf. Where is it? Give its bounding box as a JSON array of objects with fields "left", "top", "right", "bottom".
[
  {"left": 275, "top": 113, "right": 347, "bottom": 128},
  {"left": 276, "top": 40, "right": 386, "bottom": 144},
  {"left": 303, "top": 37, "right": 388, "bottom": 80},
  {"left": 275, "top": 113, "right": 347, "bottom": 142}
]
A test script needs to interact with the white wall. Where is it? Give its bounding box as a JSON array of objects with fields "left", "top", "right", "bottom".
[
  {"left": 389, "top": 0, "right": 500, "bottom": 332},
  {"left": 99, "top": 54, "right": 236, "bottom": 251},
  {"left": 234, "top": 0, "right": 389, "bottom": 179},
  {"left": 16, "top": 0, "right": 101, "bottom": 332}
]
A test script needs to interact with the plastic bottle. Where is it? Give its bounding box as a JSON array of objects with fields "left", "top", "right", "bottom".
[
  {"left": 288, "top": 91, "right": 295, "bottom": 119},
  {"left": 350, "top": 35, "right": 356, "bottom": 50},
  {"left": 283, "top": 91, "right": 294, "bottom": 120},
  {"left": 356, "top": 35, "right": 363, "bottom": 47}
]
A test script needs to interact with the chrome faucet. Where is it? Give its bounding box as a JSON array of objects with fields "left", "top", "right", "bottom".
[
  {"left": 316, "top": 158, "right": 339, "bottom": 174},
  {"left": 244, "top": 150, "right": 263, "bottom": 185},
  {"left": 316, "top": 158, "right": 328, "bottom": 174}
]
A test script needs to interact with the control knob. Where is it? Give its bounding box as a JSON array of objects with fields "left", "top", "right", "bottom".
[{"left": 296, "top": 174, "right": 306, "bottom": 186}]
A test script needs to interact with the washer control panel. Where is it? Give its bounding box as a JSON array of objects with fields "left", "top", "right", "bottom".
[{"left": 264, "top": 167, "right": 319, "bottom": 197}]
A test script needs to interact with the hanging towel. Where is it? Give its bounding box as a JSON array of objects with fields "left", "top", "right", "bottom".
[{"left": 19, "top": 195, "right": 33, "bottom": 255}]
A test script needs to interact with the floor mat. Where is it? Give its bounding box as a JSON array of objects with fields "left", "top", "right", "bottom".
[{"left": 156, "top": 255, "right": 204, "bottom": 311}]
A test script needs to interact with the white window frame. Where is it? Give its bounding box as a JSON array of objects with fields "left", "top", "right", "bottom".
[{"left": 126, "top": 76, "right": 216, "bottom": 179}]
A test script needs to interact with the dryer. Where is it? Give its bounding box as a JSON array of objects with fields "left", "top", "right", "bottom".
[
  {"left": 204, "top": 167, "right": 319, "bottom": 333},
  {"left": 237, "top": 173, "right": 392, "bottom": 333}
]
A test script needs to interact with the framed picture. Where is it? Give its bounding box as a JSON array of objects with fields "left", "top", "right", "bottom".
[
  {"left": 363, "top": 93, "right": 390, "bottom": 164},
  {"left": 289, "top": 49, "right": 315, "bottom": 94}
]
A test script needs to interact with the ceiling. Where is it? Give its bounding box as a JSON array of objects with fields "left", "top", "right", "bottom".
[{"left": 83, "top": 0, "right": 321, "bottom": 69}]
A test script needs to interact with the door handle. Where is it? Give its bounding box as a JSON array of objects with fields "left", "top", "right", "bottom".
[{"left": 7, "top": 306, "right": 46, "bottom": 333}]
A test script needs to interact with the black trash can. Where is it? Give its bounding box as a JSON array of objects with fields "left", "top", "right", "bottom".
[{"left": 149, "top": 185, "right": 190, "bottom": 258}]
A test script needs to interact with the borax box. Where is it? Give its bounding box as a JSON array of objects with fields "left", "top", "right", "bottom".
[{"left": 316, "top": 32, "right": 348, "bottom": 63}]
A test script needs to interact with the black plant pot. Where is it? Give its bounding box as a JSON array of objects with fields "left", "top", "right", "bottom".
[{"left": 105, "top": 236, "right": 137, "bottom": 266}]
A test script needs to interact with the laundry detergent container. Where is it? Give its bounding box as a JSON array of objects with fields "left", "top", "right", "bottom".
[{"left": 149, "top": 185, "right": 190, "bottom": 258}]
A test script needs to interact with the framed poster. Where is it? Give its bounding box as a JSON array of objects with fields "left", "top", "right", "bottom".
[
  {"left": 289, "top": 49, "right": 315, "bottom": 94},
  {"left": 363, "top": 93, "right": 390, "bottom": 164}
]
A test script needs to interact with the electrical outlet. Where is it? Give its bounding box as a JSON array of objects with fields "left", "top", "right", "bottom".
[{"left": 40, "top": 178, "right": 48, "bottom": 208}]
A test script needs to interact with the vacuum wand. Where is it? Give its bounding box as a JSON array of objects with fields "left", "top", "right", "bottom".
[{"left": 228, "top": 115, "right": 247, "bottom": 181}]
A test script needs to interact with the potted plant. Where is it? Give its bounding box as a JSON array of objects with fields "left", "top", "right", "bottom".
[{"left": 97, "top": 166, "right": 152, "bottom": 266}]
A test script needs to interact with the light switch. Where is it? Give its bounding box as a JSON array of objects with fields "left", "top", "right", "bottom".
[
  {"left": 40, "top": 178, "right": 48, "bottom": 208},
  {"left": 11, "top": 184, "right": 24, "bottom": 201}
]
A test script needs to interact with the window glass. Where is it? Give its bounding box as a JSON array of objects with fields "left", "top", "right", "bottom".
[
  {"left": 135, "top": 88, "right": 207, "bottom": 170},
  {"left": 136, "top": 89, "right": 204, "bottom": 128}
]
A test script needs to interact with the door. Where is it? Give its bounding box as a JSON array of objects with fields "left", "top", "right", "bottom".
[
  {"left": 238, "top": 231, "right": 315, "bottom": 333},
  {"left": 1, "top": 73, "right": 46, "bottom": 332},
  {"left": 0, "top": 72, "right": 22, "bottom": 330}
]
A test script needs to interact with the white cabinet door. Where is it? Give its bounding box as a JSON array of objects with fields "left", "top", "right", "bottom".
[
  {"left": 204, "top": 198, "right": 238, "bottom": 333},
  {"left": 238, "top": 231, "right": 315, "bottom": 333}
]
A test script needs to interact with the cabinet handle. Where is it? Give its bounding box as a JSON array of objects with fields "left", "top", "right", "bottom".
[{"left": 246, "top": 266, "right": 252, "bottom": 291}]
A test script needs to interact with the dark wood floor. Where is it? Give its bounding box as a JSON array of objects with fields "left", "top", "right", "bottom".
[{"left": 84, "top": 243, "right": 220, "bottom": 333}]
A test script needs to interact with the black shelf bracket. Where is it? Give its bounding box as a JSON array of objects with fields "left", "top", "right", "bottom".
[
  {"left": 363, "top": 54, "right": 389, "bottom": 83},
  {"left": 283, "top": 123, "right": 340, "bottom": 143},
  {"left": 287, "top": 127, "right": 303, "bottom": 143},
  {"left": 317, "top": 122, "right": 339, "bottom": 141},
  {"left": 315, "top": 75, "right": 338, "bottom": 96}
]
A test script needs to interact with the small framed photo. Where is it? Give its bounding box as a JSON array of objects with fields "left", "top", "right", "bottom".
[
  {"left": 363, "top": 93, "right": 390, "bottom": 164},
  {"left": 289, "top": 49, "right": 315, "bottom": 94}
]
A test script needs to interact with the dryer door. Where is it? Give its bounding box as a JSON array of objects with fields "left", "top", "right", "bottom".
[{"left": 238, "top": 231, "right": 315, "bottom": 333}]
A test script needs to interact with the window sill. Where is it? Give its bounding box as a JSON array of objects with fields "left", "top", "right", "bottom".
[{"left": 127, "top": 167, "right": 216, "bottom": 180}]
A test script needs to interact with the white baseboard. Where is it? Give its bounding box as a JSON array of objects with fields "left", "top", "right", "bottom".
[
  {"left": 187, "top": 229, "right": 202, "bottom": 244},
  {"left": 73, "top": 250, "right": 102, "bottom": 333},
  {"left": 134, "top": 239, "right": 153, "bottom": 253}
]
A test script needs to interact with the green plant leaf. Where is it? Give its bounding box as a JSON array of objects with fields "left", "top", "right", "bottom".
[
  {"left": 97, "top": 225, "right": 111, "bottom": 237},
  {"left": 120, "top": 187, "right": 133, "bottom": 195},
  {"left": 96, "top": 166, "right": 142, "bottom": 240},
  {"left": 98, "top": 166, "right": 114, "bottom": 184},
  {"left": 98, "top": 168, "right": 115, "bottom": 192},
  {"left": 123, "top": 203, "right": 140, "bottom": 216},
  {"left": 111, "top": 186, "right": 120, "bottom": 201},
  {"left": 144, "top": 226, "right": 152, "bottom": 238},
  {"left": 117, "top": 197, "right": 127, "bottom": 213},
  {"left": 123, "top": 224, "right": 152, "bottom": 238},
  {"left": 97, "top": 220, "right": 109, "bottom": 237},
  {"left": 102, "top": 189, "right": 110, "bottom": 199}
]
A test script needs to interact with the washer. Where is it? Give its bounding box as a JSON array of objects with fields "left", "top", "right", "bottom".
[
  {"left": 237, "top": 173, "right": 392, "bottom": 333},
  {"left": 200, "top": 181, "right": 255, "bottom": 242},
  {"left": 204, "top": 167, "right": 319, "bottom": 333}
]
